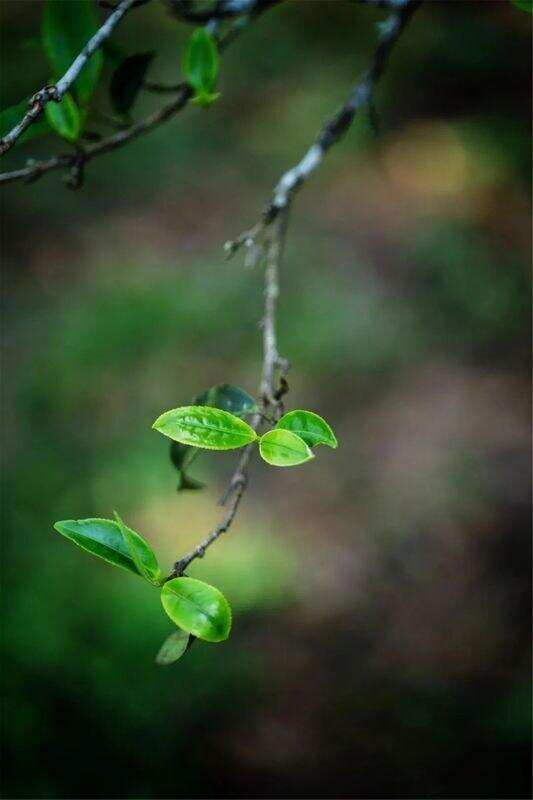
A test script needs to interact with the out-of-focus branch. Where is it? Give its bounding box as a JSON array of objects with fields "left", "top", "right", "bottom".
[
  {"left": 225, "top": 0, "right": 421, "bottom": 255},
  {"left": 0, "top": 0, "right": 143, "bottom": 157},
  {"left": 0, "top": 0, "right": 275, "bottom": 187},
  {"left": 167, "top": 0, "right": 279, "bottom": 23},
  {"left": 168, "top": 209, "right": 290, "bottom": 578}
]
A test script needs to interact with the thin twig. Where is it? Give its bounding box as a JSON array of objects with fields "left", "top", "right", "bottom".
[
  {"left": 0, "top": 0, "right": 142, "bottom": 157},
  {"left": 168, "top": 209, "right": 290, "bottom": 578},
  {"left": 226, "top": 0, "right": 421, "bottom": 252}
]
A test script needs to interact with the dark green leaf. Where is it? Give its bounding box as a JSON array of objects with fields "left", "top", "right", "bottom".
[
  {"left": 53, "top": 517, "right": 142, "bottom": 576},
  {"left": 161, "top": 577, "right": 232, "bottom": 642},
  {"left": 176, "top": 472, "right": 205, "bottom": 492},
  {"left": 170, "top": 440, "right": 197, "bottom": 472},
  {"left": 110, "top": 51, "right": 154, "bottom": 116},
  {"left": 42, "top": 0, "right": 103, "bottom": 104},
  {"left": 183, "top": 28, "right": 219, "bottom": 98},
  {"left": 194, "top": 384, "right": 257, "bottom": 418},
  {"left": 259, "top": 429, "right": 314, "bottom": 467},
  {"left": 155, "top": 629, "right": 192, "bottom": 665},
  {"left": 0, "top": 100, "right": 50, "bottom": 144},
  {"left": 114, "top": 512, "right": 162, "bottom": 585},
  {"left": 153, "top": 406, "right": 257, "bottom": 450},
  {"left": 45, "top": 93, "right": 81, "bottom": 142},
  {"left": 275, "top": 409, "right": 337, "bottom": 449},
  {"left": 510, "top": 0, "right": 532, "bottom": 11}
]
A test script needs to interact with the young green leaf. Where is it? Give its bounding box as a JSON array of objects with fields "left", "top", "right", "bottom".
[
  {"left": 275, "top": 410, "right": 338, "bottom": 449},
  {"left": 114, "top": 512, "right": 162, "bottom": 586},
  {"left": 183, "top": 28, "right": 219, "bottom": 104},
  {"left": 161, "top": 577, "right": 232, "bottom": 643},
  {"left": 155, "top": 629, "right": 192, "bottom": 665},
  {"left": 153, "top": 406, "right": 257, "bottom": 450},
  {"left": 53, "top": 518, "right": 143, "bottom": 576},
  {"left": 110, "top": 52, "right": 154, "bottom": 116},
  {"left": 42, "top": 0, "right": 103, "bottom": 104},
  {"left": 194, "top": 384, "right": 258, "bottom": 418},
  {"left": 45, "top": 93, "right": 81, "bottom": 142},
  {"left": 259, "top": 429, "right": 314, "bottom": 467}
]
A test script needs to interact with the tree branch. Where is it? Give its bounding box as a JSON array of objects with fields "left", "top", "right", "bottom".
[
  {"left": 168, "top": 208, "right": 290, "bottom": 578},
  {"left": 168, "top": 0, "right": 421, "bottom": 576},
  {"left": 0, "top": 0, "right": 275, "bottom": 187},
  {"left": 0, "top": 0, "right": 143, "bottom": 157},
  {"left": 225, "top": 0, "right": 421, "bottom": 254}
]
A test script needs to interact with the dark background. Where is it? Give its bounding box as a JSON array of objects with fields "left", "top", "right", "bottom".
[{"left": 1, "top": 1, "right": 531, "bottom": 798}]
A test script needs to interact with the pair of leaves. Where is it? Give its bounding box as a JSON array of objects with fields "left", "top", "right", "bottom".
[
  {"left": 183, "top": 28, "right": 220, "bottom": 107},
  {"left": 154, "top": 405, "right": 337, "bottom": 467},
  {"left": 259, "top": 410, "right": 337, "bottom": 466},
  {"left": 38, "top": 0, "right": 103, "bottom": 143},
  {"left": 156, "top": 572, "right": 233, "bottom": 663},
  {"left": 53, "top": 515, "right": 162, "bottom": 585},
  {"left": 53, "top": 516, "right": 231, "bottom": 659},
  {"left": 42, "top": 0, "right": 102, "bottom": 105}
]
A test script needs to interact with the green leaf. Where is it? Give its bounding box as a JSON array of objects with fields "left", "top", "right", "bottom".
[
  {"left": 0, "top": 100, "right": 50, "bottom": 144},
  {"left": 42, "top": 0, "right": 103, "bottom": 104},
  {"left": 275, "top": 410, "right": 337, "bottom": 449},
  {"left": 259, "top": 429, "right": 314, "bottom": 467},
  {"left": 155, "top": 629, "right": 192, "bottom": 665},
  {"left": 45, "top": 93, "right": 81, "bottom": 142},
  {"left": 191, "top": 90, "right": 220, "bottom": 108},
  {"left": 183, "top": 28, "right": 219, "bottom": 100},
  {"left": 176, "top": 472, "right": 205, "bottom": 492},
  {"left": 194, "top": 384, "right": 258, "bottom": 418},
  {"left": 110, "top": 51, "right": 154, "bottom": 116},
  {"left": 114, "top": 512, "right": 162, "bottom": 586},
  {"left": 153, "top": 406, "right": 257, "bottom": 450},
  {"left": 53, "top": 517, "right": 143, "bottom": 576},
  {"left": 161, "top": 577, "right": 232, "bottom": 642},
  {"left": 170, "top": 440, "right": 197, "bottom": 472},
  {"left": 510, "top": 0, "right": 532, "bottom": 11}
]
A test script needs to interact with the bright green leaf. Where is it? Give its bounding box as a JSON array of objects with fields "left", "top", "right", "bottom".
[
  {"left": 110, "top": 51, "right": 154, "bottom": 116},
  {"left": 161, "top": 577, "right": 232, "bottom": 643},
  {"left": 259, "top": 429, "right": 314, "bottom": 467},
  {"left": 194, "top": 384, "right": 258, "bottom": 418},
  {"left": 153, "top": 406, "right": 257, "bottom": 450},
  {"left": 42, "top": 0, "right": 102, "bottom": 104},
  {"left": 192, "top": 90, "right": 220, "bottom": 108},
  {"left": 155, "top": 629, "right": 192, "bottom": 665},
  {"left": 275, "top": 409, "right": 338, "bottom": 449},
  {"left": 510, "top": 0, "right": 532, "bottom": 11},
  {"left": 53, "top": 517, "right": 142, "bottom": 576},
  {"left": 114, "top": 512, "right": 162, "bottom": 586},
  {"left": 0, "top": 100, "right": 51, "bottom": 144},
  {"left": 45, "top": 93, "right": 81, "bottom": 142},
  {"left": 183, "top": 28, "right": 219, "bottom": 100}
]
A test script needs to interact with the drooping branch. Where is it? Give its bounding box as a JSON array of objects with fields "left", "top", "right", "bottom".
[
  {"left": 168, "top": 209, "right": 290, "bottom": 578},
  {"left": 170, "top": 0, "right": 421, "bottom": 576},
  {"left": 226, "top": 0, "right": 421, "bottom": 254},
  {"left": 0, "top": 0, "right": 144, "bottom": 157}
]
